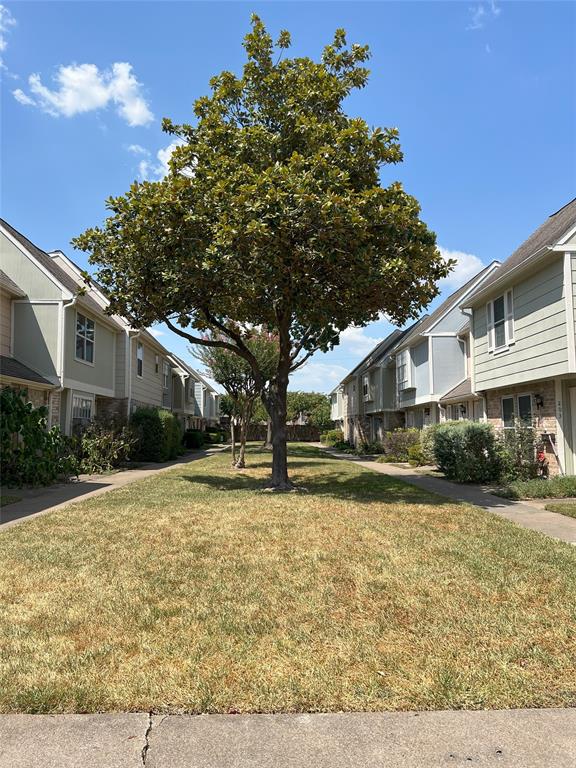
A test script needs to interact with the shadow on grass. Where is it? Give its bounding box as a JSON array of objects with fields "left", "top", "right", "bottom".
[{"left": 179, "top": 469, "right": 447, "bottom": 506}]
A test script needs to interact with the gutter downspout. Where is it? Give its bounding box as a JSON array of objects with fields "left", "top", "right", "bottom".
[{"left": 58, "top": 295, "right": 79, "bottom": 433}]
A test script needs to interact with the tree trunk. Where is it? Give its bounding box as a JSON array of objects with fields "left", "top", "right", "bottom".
[
  {"left": 264, "top": 367, "right": 293, "bottom": 490},
  {"left": 235, "top": 412, "right": 248, "bottom": 469},
  {"left": 230, "top": 418, "right": 237, "bottom": 466},
  {"left": 262, "top": 417, "right": 273, "bottom": 450}
]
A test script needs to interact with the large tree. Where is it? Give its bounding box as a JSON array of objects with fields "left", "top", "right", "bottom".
[{"left": 74, "top": 16, "right": 451, "bottom": 490}]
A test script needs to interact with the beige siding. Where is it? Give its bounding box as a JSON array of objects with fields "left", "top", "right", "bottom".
[
  {"left": 0, "top": 288, "right": 11, "bottom": 356},
  {"left": 572, "top": 253, "right": 576, "bottom": 344},
  {"left": 473, "top": 257, "right": 569, "bottom": 389},
  {"left": 63, "top": 307, "right": 116, "bottom": 393},
  {"left": 130, "top": 338, "right": 165, "bottom": 407},
  {"left": 13, "top": 302, "right": 60, "bottom": 382},
  {"left": 0, "top": 231, "right": 63, "bottom": 300},
  {"left": 115, "top": 332, "right": 127, "bottom": 398}
]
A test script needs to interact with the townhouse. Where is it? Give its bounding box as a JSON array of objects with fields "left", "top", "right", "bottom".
[
  {"left": 169, "top": 354, "right": 220, "bottom": 431},
  {"left": 330, "top": 198, "right": 576, "bottom": 476},
  {"left": 464, "top": 198, "right": 576, "bottom": 475},
  {"left": 0, "top": 218, "right": 219, "bottom": 435}
]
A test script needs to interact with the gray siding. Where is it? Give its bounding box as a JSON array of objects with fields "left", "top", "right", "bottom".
[
  {"left": 13, "top": 302, "right": 59, "bottom": 382},
  {"left": 412, "top": 340, "right": 429, "bottom": 393},
  {"left": 130, "top": 339, "right": 165, "bottom": 408},
  {"left": 381, "top": 365, "right": 396, "bottom": 410},
  {"left": 473, "top": 256, "right": 569, "bottom": 389},
  {"left": 0, "top": 232, "right": 63, "bottom": 300},
  {"left": 572, "top": 253, "right": 576, "bottom": 344},
  {"left": 115, "top": 332, "right": 127, "bottom": 398},
  {"left": 0, "top": 288, "right": 11, "bottom": 356},
  {"left": 63, "top": 307, "right": 116, "bottom": 393},
  {"left": 432, "top": 337, "right": 466, "bottom": 395},
  {"left": 428, "top": 304, "right": 467, "bottom": 334}
]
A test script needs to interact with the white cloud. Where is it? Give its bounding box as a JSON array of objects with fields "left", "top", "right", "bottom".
[
  {"left": 132, "top": 139, "right": 184, "bottom": 180},
  {"left": 13, "top": 62, "right": 154, "bottom": 126},
  {"left": 289, "top": 362, "right": 349, "bottom": 393},
  {"left": 0, "top": 4, "right": 16, "bottom": 68},
  {"left": 12, "top": 88, "right": 34, "bottom": 106},
  {"left": 438, "top": 246, "right": 486, "bottom": 290},
  {"left": 148, "top": 327, "right": 165, "bottom": 339},
  {"left": 338, "top": 326, "right": 383, "bottom": 357},
  {"left": 467, "top": 0, "right": 501, "bottom": 31}
]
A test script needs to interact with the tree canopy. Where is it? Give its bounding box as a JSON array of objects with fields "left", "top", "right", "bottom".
[{"left": 74, "top": 16, "right": 452, "bottom": 488}]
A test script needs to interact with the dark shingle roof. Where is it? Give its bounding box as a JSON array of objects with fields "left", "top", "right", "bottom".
[
  {"left": 0, "top": 218, "right": 120, "bottom": 322},
  {"left": 396, "top": 263, "right": 498, "bottom": 349},
  {"left": 0, "top": 355, "right": 54, "bottom": 387},
  {"left": 0, "top": 270, "right": 25, "bottom": 297},
  {"left": 439, "top": 377, "right": 476, "bottom": 403},
  {"left": 467, "top": 198, "right": 576, "bottom": 299}
]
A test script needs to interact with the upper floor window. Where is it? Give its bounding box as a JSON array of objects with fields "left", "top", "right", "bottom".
[
  {"left": 396, "top": 349, "right": 411, "bottom": 393},
  {"left": 155, "top": 354, "right": 160, "bottom": 374},
  {"left": 362, "top": 374, "right": 371, "bottom": 401},
  {"left": 163, "top": 361, "right": 170, "bottom": 389},
  {"left": 487, "top": 290, "right": 514, "bottom": 353},
  {"left": 75, "top": 312, "right": 94, "bottom": 363},
  {"left": 136, "top": 342, "right": 144, "bottom": 377}
]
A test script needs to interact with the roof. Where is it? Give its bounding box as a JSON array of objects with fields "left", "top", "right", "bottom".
[
  {"left": 0, "top": 270, "right": 25, "bottom": 297},
  {"left": 0, "top": 355, "right": 54, "bottom": 387},
  {"left": 332, "top": 321, "right": 421, "bottom": 392},
  {"left": 466, "top": 198, "right": 576, "bottom": 302},
  {"left": 168, "top": 353, "right": 219, "bottom": 394},
  {"left": 395, "top": 263, "right": 498, "bottom": 350},
  {"left": 438, "top": 377, "right": 479, "bottom": 403},
  {"left": 0, "top": 218, "right": 123, "bottom": 326}
]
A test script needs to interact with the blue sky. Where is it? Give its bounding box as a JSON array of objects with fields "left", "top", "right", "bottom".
[{"left": 2, "top": 1, "right": 575, "bottom": 392}]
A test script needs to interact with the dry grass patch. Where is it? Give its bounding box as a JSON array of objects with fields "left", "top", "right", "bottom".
[{"left": 0, "top": 444, "right": 575, "bottom": 714}]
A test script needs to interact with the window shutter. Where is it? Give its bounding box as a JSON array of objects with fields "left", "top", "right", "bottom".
[
  {"left": 486, "top": 301, "right": 495, "bottom": 352},
  {"left": 506, "top": 290, "right": 515, "bottom": 345}
]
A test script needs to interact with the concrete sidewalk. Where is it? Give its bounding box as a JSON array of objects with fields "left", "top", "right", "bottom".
[
  {"left": 322, "top": 448, "right": 576, "bottom": 545},
  {"left": 0, "top": 447, "right": 225, "bottom": 530},
  {"left": 1, "top": 709, "right": 575, "bottom": 767}
]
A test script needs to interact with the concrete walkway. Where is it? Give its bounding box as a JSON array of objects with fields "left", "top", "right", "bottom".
[
  {"left": 322, "top": 449, "right": 576, "bottom": 545},
  {"left": 1, "top": 709, "right": 575, "bottom": 767},
  {"left": 0, "top": 448, "right": 225, "bottom": 530}
]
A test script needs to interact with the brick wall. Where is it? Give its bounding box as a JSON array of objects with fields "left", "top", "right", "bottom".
[
  {"left": 96, "top": 396, "right": 128, "bottom": 424},
  {"left": 484, "top": 379, "right": 560, "bottom": 474}
]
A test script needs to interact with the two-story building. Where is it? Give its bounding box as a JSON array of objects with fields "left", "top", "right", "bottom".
[
  {"left": 465, "top": 198, "right": 576, "bottom": 475},
  {"left": 394, "top": 262, "right": 500, "bottom": 428},
  {"left": 0, "top": 218, "right": 219, "bottom": 435}
]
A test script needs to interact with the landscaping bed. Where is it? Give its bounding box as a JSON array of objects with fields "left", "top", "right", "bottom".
[
  {"left": 494, "top": 475, "right": 576, "bottom": 501},
  {"left": 0, "top": 444, "right": 575, "bottom": 714}
]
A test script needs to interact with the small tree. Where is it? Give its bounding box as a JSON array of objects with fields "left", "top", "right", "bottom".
[
  {"left": 194, "top": 331, "right": 278, "bottom": 468},
  {"left": 74, "top": 17, "right": 451, "bottom": 489},
  {"left": 286, "top": 391, "right": 332, "bottom": 430}
]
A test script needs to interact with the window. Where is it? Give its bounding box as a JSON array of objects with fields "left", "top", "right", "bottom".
[
  {"left": 163, "top": 361, "right": 170, "bottom": 389},
  {"left": 75, "top": 312, "right": 94, "bottom": 363},
  {"left": 518, "top": 394, "right": 532, "bottom": 425},
  {"left": 502, "top": 396, "right": 515, "bottom": 428},
  {"left": 396, "top": 349, "right": 411, "bottom": 393},
  {"left": 155, "top": 354, "right": 160, "bottom": 374},
  {"left": 72, "top": 394, "right": 94, "bottom": 432},
  {"left": 136, "top": 342, "right": 143, "bottom": 377},
  {"left": 487, "top": 290, "right": 514, "bottom": 352},
  {"left": 362, "top": 373, "right": 372, "bottom": 401}
]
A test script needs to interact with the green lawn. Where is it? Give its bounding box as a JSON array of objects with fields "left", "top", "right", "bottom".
[{"left": 0, "top": 444, "right": 575, "bottom": 714}]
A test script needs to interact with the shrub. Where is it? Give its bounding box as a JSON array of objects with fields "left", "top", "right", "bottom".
[
  {"left": 76, "top": 421, "right": 137, "bottom": 474},
  {"left": 158, "top": 410, "right": 183, "bottom": 460},
  {"left": 433, "top": 421, "right": 501, "bottom": 483},
  {"left": 183, "top": 429, "right": 205, "bottom": 449},
  {"left": 203, "top": 429, "right": 225, "bottom": 444},
  {"left": 355, "top": 441, "right": 385, "bottom": 455},
  {"left": 420, "top": 423, "right": 443, "bottom": 465},
  {"left": 320, "top": 428, "right": 344, "bottom": 446},
  {"left": 494, "top": 475, "right": 576, "bottom": 500},
  {"left": 496, "top": 424, "right": 538, "bottom": 482},
  {"left": 130, "top": 407, "right": 164, "bottom": 462},
  {"left": 0, "top": 387, "right": 78, "bottom": 486},
  {"left": 408, "top": 444, "right": 426, "bottom": 467},
  {"left": 382, "top": 428, "right": 421, "bottom": 462}
]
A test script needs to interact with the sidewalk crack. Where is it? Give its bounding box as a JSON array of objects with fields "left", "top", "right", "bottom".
[{"left": 141, "top": 711, "right": 153, "bottom": 766}]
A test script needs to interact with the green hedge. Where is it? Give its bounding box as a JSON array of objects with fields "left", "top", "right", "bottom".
[
  {"left": 0, "top": 387, "right": 77, "bottom": 486},
  {"left": 183, "top": 429, "right": 205, "bottom": 449},
  {"left": 433, "top": 421, "right": 501, "bottom": 483},
  {"left": 130, "top": 407, "right": 183, "bottom": 462},
  {"left": 495, "top": 475, "right": 576, "bottom": 500},
  {"left": 320, "top": 429, "right": 345, "bottom": 446}
]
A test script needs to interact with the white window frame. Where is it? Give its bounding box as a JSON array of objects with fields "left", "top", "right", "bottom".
[
  {"left": 155, "top": 354, "right": 160, "bottom": 374},
  {"left": 163, "top": 361, "right": 170, "bottom": 390},
  {"left": 517, "top": 393, "right": 533, "bottom": 425},
  {"left": 362, "top": 373, "right": 372, "bottom": 402},
  {"left": 136, "top": 341, "right": 144, "bottom": 378},
  {"left": 487, "top": 289, "right": 514, "bottom": 354},
  {"left": 71, "top": 392, "right": 95, "bottom": 427},
  {"left": 396, "top": 348, "right": 412, "bottom": 394},
  {"left": 501, "top": 395, "right": 516, "bottom": 428},
  {"left": 75, "top": 311, "right": 95, "bottom": 366}
]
